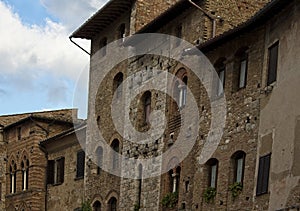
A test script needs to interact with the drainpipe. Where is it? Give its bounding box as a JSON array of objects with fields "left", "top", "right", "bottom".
[
  {"left": 188, "top": 0, "right": 219, "bottom": 38},
  {"left": 69, "top": 37, "right": 90, "bottom": 56}
]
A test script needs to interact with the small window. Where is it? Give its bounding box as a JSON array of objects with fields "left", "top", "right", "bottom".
[
  {"left": 267, "top": 42, "right": 279, "bottom": 86},
  {"left": 232, "top": 151, "right": 246, "bottom": 184},
  {"left": 76, "top": 151, "right": 85, "bottom": 179},
  {"left": 117, "top": 23, "right": 126, "bottom": 41},
  {"left": 99, "top": 37, "right": 107, "bottom": 57},
  {"left": 142, "top": 91, "right": 151, "bottom": 124},
  {"left": 21, "top": 159, "right": 29, "bottom": 190},
  {"left": 113, "top": 72, "right": 123, "bottom": 99},
  {"left": 47, "top": 157, "right": 65, "bottom": 185},
  {"left": 108, "top": 197, "right": 117, "bottom": 211},
  {"left": 218, "top": 68, "right": 225, "bottom": 96},
  {"left": 214, "top": 59, "right": 226, "bottom": 97},
  {"left": 93, "top": 201, "right": 101, "bottom": 211},
  {"left": 179, "top": 76, "right": 187, "bottom": 108},
  {"left": 256, "top": 154, "right": 271, "bottom": 196},
  {"left": 9, "top": 161, "right": 17, "bottom": 194},
  {"left": 111, "top": 140, "right": 120, "bottom": 170},
  {"left": 207, "top": 158, "right": 218, "bottom": 188},
  {"left": 233, "top": 48, "right": 248, "bottom": 90}
]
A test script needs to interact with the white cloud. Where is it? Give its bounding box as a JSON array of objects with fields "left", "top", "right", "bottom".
[
  {"left": 40, "top": 0, "right": 108, "bottom": 31},
  {"left": 0, "top": 1, "right": 95, "bottom": 117},
  {"left": 0, "top": 1, "right": 89, "bottom": 80}
]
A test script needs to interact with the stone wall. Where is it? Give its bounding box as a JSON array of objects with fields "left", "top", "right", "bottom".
[{"left": 46, "top": 131, "right": 85, "bottom": 211}]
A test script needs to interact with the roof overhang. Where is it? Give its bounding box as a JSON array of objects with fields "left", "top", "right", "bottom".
[{"left": 70, "top": 0, "right": 134, "bottom": 40}]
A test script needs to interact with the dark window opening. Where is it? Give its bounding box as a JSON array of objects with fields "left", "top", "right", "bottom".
[
  {"left": 113, "top": 72, "right": 123, "bottom": 99},
  {"left": 47, "top": 157, "right": 65, "bottom": 185},
  {"left": 93, "top": 201, "right": 101, "bottom": 211},
  {"left": 111, "top": 140, "right": 120, "bottom": 170},
  {"left": 76, "top": 151, "right": 85, "bottom": 179},
  {"left": 256, "top": 154, "right": 271, "bottom": 196},
  {"left": 143, "top": 91, "right": 152, "bottom": 124},
  {"left": 108, "top": 197, "right": 117, "bottom": 211},
  {"left": 267, "top": 42, "right": 279, "bottom": 85},
  {"left": 117, "top": 23, "right": 126, "bottom": 42},
  {"left": 207, "top": 158, "right": 218, "bottom": 188},
  {"left": 138, "top": 164, "right": 143, "bottom": 208}
]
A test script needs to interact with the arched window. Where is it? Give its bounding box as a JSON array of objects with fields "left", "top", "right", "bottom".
[
  {"left": 113, "top": 72, "right": 123, "bottom": 99},
  {"left": 173, "top": 69, "right": 188, "bottom": 109},
  {"left": 93, "top": 200, "right": 101, "bottom": 211},
  {"left": 21, "top": 157, "right": 29, "bottom": 191},
  {"left": 233, "top": 47, "right": 248, "bottom": 91},
  {"left": 99, "top": 37, "right": 107, "bottom": 57},
  {"left": 108, "top": 197, "right": 117, "bottom": 211},
  {"left": 117, "top": 23, "right": 126, "bottom": 41},
  {"left": 111, "top": 139, "right": 120, "bottom": 170},
  {"left": 206, "top": 158, "right": 219, "bottom": 188},
  {"left": 9, "top": 160, "right": 17, "bottom": 194},
  {"left": 166, "top": 157, "right": 181, "bottom": 193},
  {"left": 231, "top": 151, "right": 246, "bottom": 184},
  {"left": 142, "top": 91, "right": 151, "bottom": 124},
  {"left": 96, "top": 147, "right": 103, "bottom": 175},
  {"left": 214, "top": 58, "right": 226, "bottom": 97}
]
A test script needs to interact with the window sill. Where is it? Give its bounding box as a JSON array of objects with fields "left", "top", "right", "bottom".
[{"left": 74, "top": 176, "right": 84, "bottom": 181}]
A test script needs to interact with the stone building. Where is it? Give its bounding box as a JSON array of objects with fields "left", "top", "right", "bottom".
[
  {"left": 40, "top": 123, "right": 86, "bottom": 211},
  {"left": 0, "top": 109, "right": 80, "bottom": 210},
  {"left": 70, "top": 0, "right": 300, "bottom": 211}
]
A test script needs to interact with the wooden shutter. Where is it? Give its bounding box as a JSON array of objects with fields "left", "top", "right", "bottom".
[
  {"left": 256, "top": 154, "right": 271, "bottom": 195},
  {"left": 47, "top": 160, "right": 54, "bottom": 185},
  {"left": 76, "top": 151, "right": 85, "bottom": 178},
  {"left": 267, "top": 42, "right": 279, "bottom": 85}
]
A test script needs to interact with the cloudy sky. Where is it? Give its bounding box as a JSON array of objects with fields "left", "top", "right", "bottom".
[{"left": 0, "top": 0, "right": 108, "bottom": 118}]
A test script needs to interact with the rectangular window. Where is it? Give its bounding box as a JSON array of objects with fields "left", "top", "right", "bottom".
[
  {"left": 217, "top": 68, "right": 225, "bottom": 96},
  {"left": 236, "top": 158, "right": 244, "bottom": 183},
  {"left": 256, "top": 154, "right": 271, "bottom": 196},
  {"left": 267, "top": 42, "right": 279, "bottom": 85},
  {"left": 210, "top": 164, "right": 217, "bottom": 188},
  {"left": 239, "top": 59, "right": 247, "bottom": 89},
  {"left": 76, "top": 151, "right": 85, "bottom": 179},
  {"left": 47, "top": 157, "right": 65, "bottom": 185}
]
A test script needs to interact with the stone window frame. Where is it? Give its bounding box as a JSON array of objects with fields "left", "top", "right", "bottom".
[
  {"left": 111, "top": 139, "right": 120, "bottom": 170},
  {"left": 108, "top": 197, "right": 117, "bottom": 211},
  {"left": 231, "top": 150, "right": 246, "bottom": 185},
  {"left": 172, "top": 68, "right": 188, "bottom": 111},
  {"left": 113, "top": 72, "right": 124, "bottom": 100},
  {"left": 47, "top": 156, "right": 65, "bottom": 185},
  {"left": 214, "top": 58, "right": 226, "bottom": 98},
  {"left": 96, "top": 146, "right": 103, "bottom": 175},
  {"left": 92, "top": 200, "right": 102, "bottom": 211},
  {"left": 21, "top": 155, "right": 30, "bottom": 191},
  {"left": 233, "top": 47, "right": 249, "bottom": 91},
  {"left": 9, "top": 159, "right": 17, "bottom": 194},
  {"left": 206, "top": 158, "right": 219, "bottom": 189}
]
